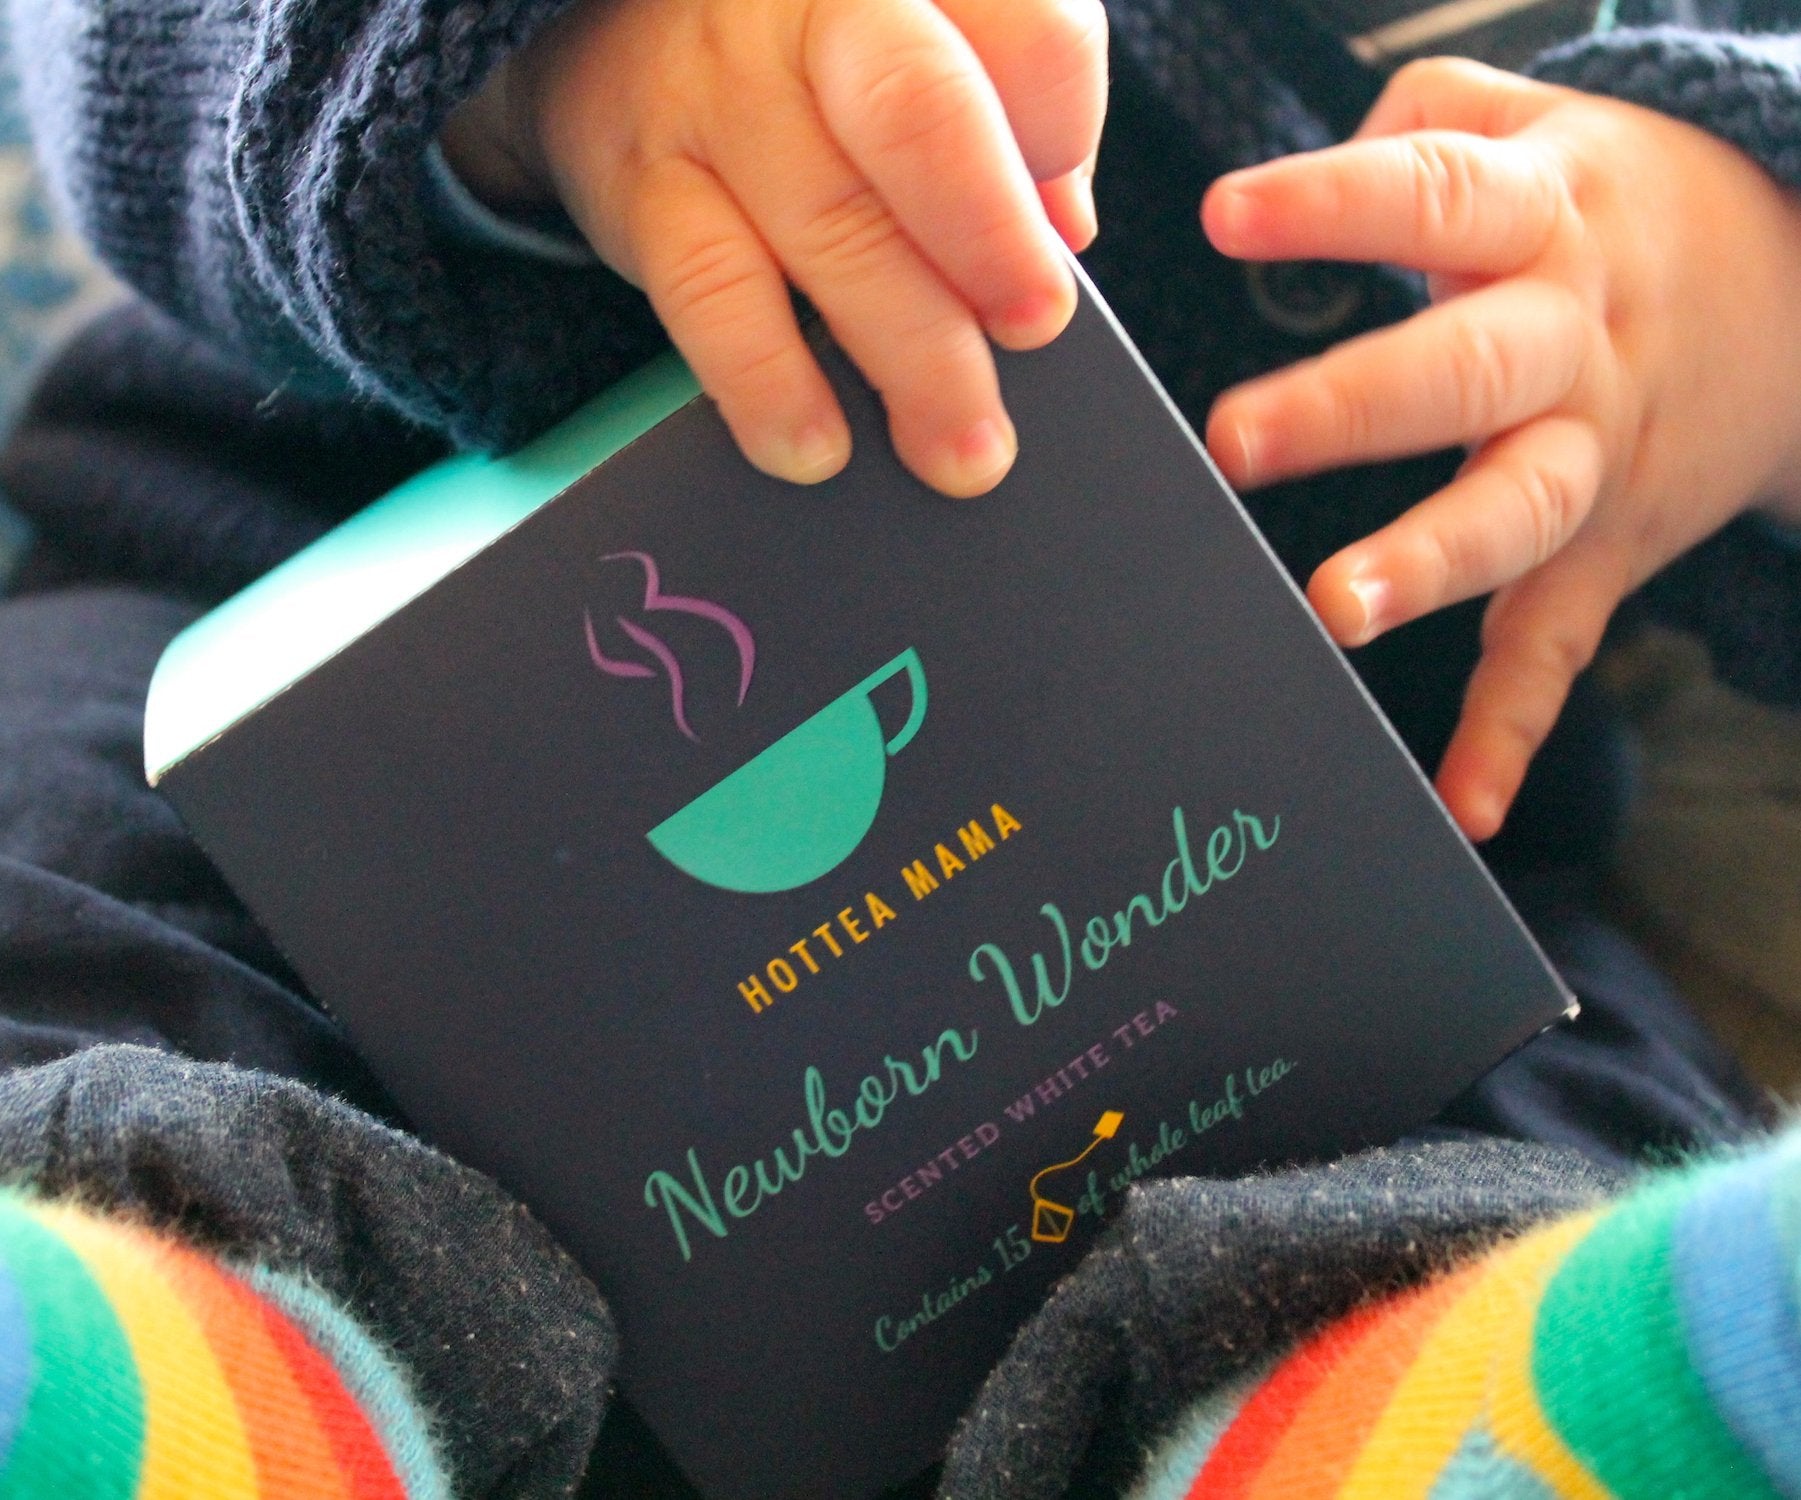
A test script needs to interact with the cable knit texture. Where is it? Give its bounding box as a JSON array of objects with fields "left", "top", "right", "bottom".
[
  {"left": 5, "top": 0, "right": 667, "bottom": 450},
  {"left": 1533, "top": 26, "right": 1801, "bottom": 190}
]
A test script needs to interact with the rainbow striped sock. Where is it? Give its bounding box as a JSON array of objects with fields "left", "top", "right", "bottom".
[
  {"left": 0, "top": 1189, "right": 447, "bottom": 1497},
  {"left": 1132, "top": 1129, "right": 1801, "bottom": 1499}
]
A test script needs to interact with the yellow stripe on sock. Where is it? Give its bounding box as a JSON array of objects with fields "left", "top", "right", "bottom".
[
  {"left": 1484, "top": 1213, "right": 1613, "bottom": 1500},
  {"left": 1333, "top": 1254, "right": 1515, "bottom": 1495},
  {"left": 29, "top": 1205, "right": 259, "bottom": 1499},
  {"left": 1337, "top": 1214, "right": 1608, "bottom": 1499}
]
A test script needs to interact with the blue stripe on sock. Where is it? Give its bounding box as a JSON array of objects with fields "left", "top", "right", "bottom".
[
  {"left": 0, "top": 1260, "right": 30, "bottom": 1470},
  {"left": 1124, "top": 1364, "right": 1265, "bottom": 1500},
  {"left": 1430, "top": 1427, "right": 1558, "bottom": 1500},
  {"left": 248, "top": 1265, "right": 451, "bottom": 1500},
  {"left": 1672, "top": 1149, "right": 1801, "bottom": 1497}
]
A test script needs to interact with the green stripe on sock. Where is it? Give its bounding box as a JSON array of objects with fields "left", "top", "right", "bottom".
[
  {"left": 0, "top": 1201, "right": 143, "bottom": 1498},
  {"left": 1533, "top": 1176, "right": 1778, "bottom": 1499}
]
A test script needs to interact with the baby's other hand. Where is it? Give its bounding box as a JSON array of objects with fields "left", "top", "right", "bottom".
[
  {"left": 1201, "top": 60, "right": 1801, "bottom": 840},
  {"left": 443, "top": 0, "right": 1107, "bottom": 497}
]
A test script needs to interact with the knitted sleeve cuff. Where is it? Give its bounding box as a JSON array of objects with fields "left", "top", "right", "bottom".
[
  {"left": 226, "top": 0, "right": 668, "bottom": 451},
  {"left": 1528, "top": 27, "right": 1801, "bottom": 191},
  {"left": 9, "top": 0, "right": 669, "bottom": 453}
]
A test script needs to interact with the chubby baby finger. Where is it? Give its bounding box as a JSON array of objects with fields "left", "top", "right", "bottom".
[{"left": 632, "top": 158, "right": 851, "bottom": 485}]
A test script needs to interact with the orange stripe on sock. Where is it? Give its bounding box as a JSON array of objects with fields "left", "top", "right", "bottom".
[
  {"left": 149, "top": 1241, "right": 352, "bottom": 1500},
  {"left": 1234, "top": 1264, "right": 1483, "bottom": 1500},
  {"left": 253, "top": 1293, "right": 410, "bottom": 1500},
  {"left": 1191, "top": 1298, "right": 1396, "bottom": 1499},
  {"left": 1339, "top": 1215, "right": 1609, "bottom": 1499}
]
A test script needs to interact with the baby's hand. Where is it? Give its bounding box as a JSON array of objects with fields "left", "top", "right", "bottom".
[
  {"left": 443, "top": 0, "right": 1107, "bottom": 497},
  {"left": 1201, "top": 60, "right": 1801, "bottom": 840}
]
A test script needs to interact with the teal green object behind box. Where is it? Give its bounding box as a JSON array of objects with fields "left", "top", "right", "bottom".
[{"left": 143, "top": 355, "right": 701, "bottom": 784}]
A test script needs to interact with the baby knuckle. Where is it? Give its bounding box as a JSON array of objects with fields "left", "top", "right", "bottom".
[
  {"left": 1511, "top": 460, "right": 1583, "bottom": 565},
  {"left": 1523, "top": 154, "right": 1581, "bottom": 256},
  {"left": 1009, "top": 5, "right": 1109, "bottom": 169},
  {"left": 1390, "top": 55, "right": 1476, "bottom": 99},
  {"left": 1427, "top": 516, "right": 1489, "bottom": 601},
  {"left": 716, "top": 336, "right": 804, "bottom": 396},
  {"left": 1053, "top": 0, "right": 1111, "bottom": 52},
  {"left": 1381, "top": 56, "right": 1485, "bottom": 124},
  {"left": 1446, "top": 319, "right": 1514, "bottom": 432},
  {"left": 1387, "top": 57, "right": 1437, "bottom": 92},
  {"left": 1494, "top": 688, "right": 1559, "bottom": 760},
  {"left": 657, "top": 237, "right": 766, "bottom": 323},
  {"left": 1479, "top": 640, "right": 1574, "bottom": 736},
  {"left": 689, "top": 3, "right": 734, "bottom": 74},
  {"left": 958, "top": 201, "right": 1053, "bottom": 274},
  {"left": 1322, "top": 373, "right": 1376, "bottom": 454},
  {"left": 799, "top": 185, "right": 906, "bottom": 275},
  {"left": 1478, "top": 591, "right": 1516, "bottom": 652},
  {"left": 1404, "top": 135, "right": 1481, "bottom": 246},
  {"left": 1023, "top": 0, "right": 1109, "bottom": 86},
  {"left": 1538, "top": 278, "right": 1589, "bottom": 334},
  {"left": 1537, "top": 619, "right": 1599, "bottom": 687},
  {"left": 874, "top": 316, "right": 988, "bottom": 406},
  {"left": 907, "top": 307, "right": 990, "bottom": 376},
  {"left": 860, "top": 46, "right": 982, "bottom": 160}
]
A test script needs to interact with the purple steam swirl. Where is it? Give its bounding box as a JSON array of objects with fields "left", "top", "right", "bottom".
[
  {"left": 585, "top": 612, "right": 654, "bottom": 680},
  {"left": 583, "top": 552, "right": 757, "bottom": 740},
  {"left": 616, "top": 616, "right": 697, "bottom": 742}
]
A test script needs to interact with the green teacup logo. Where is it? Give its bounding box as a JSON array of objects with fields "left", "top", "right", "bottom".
[{"left": 648, "top": 650, "right": 928, "bottom": 894}]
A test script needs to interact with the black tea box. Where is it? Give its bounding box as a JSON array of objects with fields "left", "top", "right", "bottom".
[{"left": 147, "top": 272, "right": 1572, "bottom": 1500}]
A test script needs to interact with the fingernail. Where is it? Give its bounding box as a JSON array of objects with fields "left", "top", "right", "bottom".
[
  {"left": 1463, "top": 788, "right": 1506, "bottom": 843},
  {"left": 1344, "top": 570, "right": 1392, "bottom": 646},
  {"left": 1205, "top": 181, "right": 1253, "bottom": 246},
  {"left": 991, "top": 283, "right": 1076, "bottom": 351},
  {"left": 941, "top": 416, "right": 1018, "bottom": 497},
  {"left": 1073, "top": 171, "right": 1099, "bottom": 249},
  {"left": 774, "top": 422, "right": 850, "bottom": 485},
  {"left": 1231, "top": 417, "right": 1260, "bottom": 482},
  {"left": 1229, "top": 420, "right": 1261, "bottom": 487}
]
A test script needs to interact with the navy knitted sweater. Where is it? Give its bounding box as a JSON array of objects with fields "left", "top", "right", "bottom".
[
  {"left": 2, "top": 0, "right": 1798, "bottom": 716},
  {"left": 0, "top": 2, "right": 1797, "bottom": 1497}
]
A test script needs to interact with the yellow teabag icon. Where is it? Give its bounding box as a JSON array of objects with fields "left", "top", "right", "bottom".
[{"left": 1028, "top": 1111, "right": 1124, "bottom": 1244}]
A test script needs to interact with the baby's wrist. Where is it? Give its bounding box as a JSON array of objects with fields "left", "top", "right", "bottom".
[
  {"left": 1754, "top": 263, "right": 1801, "bottom": 531},
  {"left": 1713, "top": 172, "right": 1801, "bottom": 532},
  {"left": 423, "top": 139, "right": 597, "bottom": 266}
]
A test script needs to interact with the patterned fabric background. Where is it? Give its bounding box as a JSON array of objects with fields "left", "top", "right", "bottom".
[{"left": 0, "top": 22, "right": 118, "bottom": 584}]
